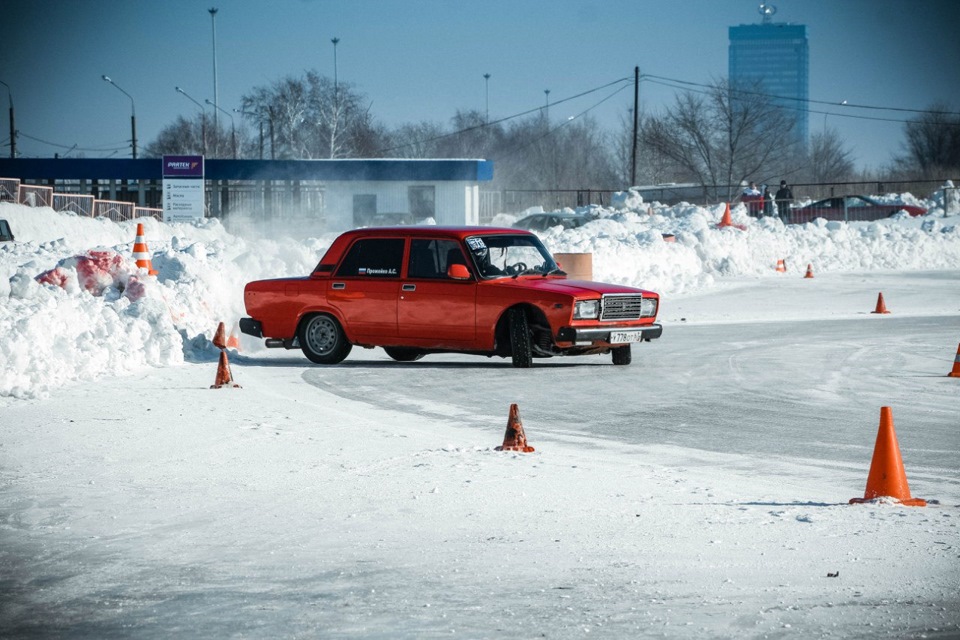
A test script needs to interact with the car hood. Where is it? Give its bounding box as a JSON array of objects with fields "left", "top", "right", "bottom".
[{"left": 491, "top": 277, "right": 656, "bottom": 297}]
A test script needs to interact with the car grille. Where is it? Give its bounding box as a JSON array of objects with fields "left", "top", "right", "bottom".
[{"left": 600, "top": 294, "right": 644, "bottom": 321}]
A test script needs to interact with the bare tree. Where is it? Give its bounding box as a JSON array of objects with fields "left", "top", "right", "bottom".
[
  {"left": 897, "top": 101, "right": 960, "bottom": 177},
  {"left": 807, "top": 127, "right": 854, "bottom": 184},
  {"left": 642, "top": 78, "right": 795, "bottom": 200},
  {"left": 238, "top": 70, "right": 385, "bottom": 159}
]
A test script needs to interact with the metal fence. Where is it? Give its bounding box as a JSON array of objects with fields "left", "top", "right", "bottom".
[{"left": 481, "top": 179, "right": 959, "bottom": 219}]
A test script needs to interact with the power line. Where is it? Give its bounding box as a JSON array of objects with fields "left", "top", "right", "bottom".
[
  {"left": 376, "top": 76, "right": 632, "bottom": 155},
  {"left": 643, "top": 74, "right": 960, "bottom": 118},
  {"left": 17, "top": 131, "right": 130, "bottom": 153}
]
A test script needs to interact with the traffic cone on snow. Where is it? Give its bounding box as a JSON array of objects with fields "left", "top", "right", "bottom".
[
  {"left": 871, "top": 292, "right": 891, "bottom": 314},
  {"left": 849, "top": 407, "right": 926, "bottom": 507},
  {"left": 775, "top": 259, "right": 786, "bottom": 273},
  {"left": 495, "top": 403, "right": 535, "bottom": 453},
  {"left": 803, "top": 264, "right": 815, "bottom": 278},
  {"left": 226, "top": 325, "right": 241, "bottom": 351},
  {"left": 717, "top": 203, "right": 733, "bottom": 228},
  {"left": 947, "top": 343, "right": 960, "bottom": 378},
  {"left": 212, "top": 321, "right": 227, "bottom": 349},
  {"left": 132, "top": 223, "right": 158, "bottom": 276},
  {"left": 211, "top": 350, "right": 241, "bottom": 389}
]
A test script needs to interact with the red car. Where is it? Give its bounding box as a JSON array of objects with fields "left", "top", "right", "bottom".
[
  {"left": 240, "top": 226, "right": 662, "bottom": 367},
  {"left": 786, "top": 195, "right": 926, "bottom": 224}
]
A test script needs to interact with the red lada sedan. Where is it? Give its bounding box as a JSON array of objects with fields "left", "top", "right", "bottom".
[{"left": 240, "top": 226, "right": 662, "bottom": 367}]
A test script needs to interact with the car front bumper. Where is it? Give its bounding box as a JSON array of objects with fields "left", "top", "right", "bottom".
[{"left": 556, "top": 323, "right": 662, "bottom": 345}]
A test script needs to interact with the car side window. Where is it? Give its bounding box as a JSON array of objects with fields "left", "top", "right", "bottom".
[
  {"left": 407, "top": 239, "right": 464, "bottom": 279},
  {"left": 335, "top": 238, "right": 404, "bottom": 278}
]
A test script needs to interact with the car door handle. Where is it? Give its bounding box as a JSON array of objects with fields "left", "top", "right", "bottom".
[
  {"left": 332, "top": 282, "right": 346, "bottom": 290},
  {"left": 402, "top": 284, "right": 416, "bottom": 291}
]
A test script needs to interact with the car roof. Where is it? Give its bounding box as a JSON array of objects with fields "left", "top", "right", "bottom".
[{"left": 337, "top": 226, "right": 528, "bottom": 240}]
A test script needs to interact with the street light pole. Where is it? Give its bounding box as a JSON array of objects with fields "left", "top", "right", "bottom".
[
  {"left": 0, "top": 80, "right": 14, "bottom": 158},
  {"left": 207, "top": 99, "right": 236, "bottom": 158},
  {"left": 544, "top": 89, "right": 550, "bottom": 120},
  {"left": 102, "top": 75, "right": 137, "bottom": 158},
  {"left": 176, "top": 86, "right": 207, "bottom": 155},
  {"left": 209, "top": 8, "right": 219, "bottom": 134},
  {"left": 483, "top": 73, "right": 491, "bottom": 122}
]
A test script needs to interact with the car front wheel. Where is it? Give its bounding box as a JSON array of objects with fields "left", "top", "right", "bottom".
[
  {"left": 384, "top": 347, "right": 425, "bottom": 362},
  {"left": 611, "top": 345, "right": 632, "bottom": 365},
  {"left": 298, "top": 314, "right": 352, "bottom": 364},
  {"left": 509, "top": 307, "right": 533, "bottom": 368}
]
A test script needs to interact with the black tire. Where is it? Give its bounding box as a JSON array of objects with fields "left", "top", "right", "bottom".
[
  {"left": 383, "top": 347, "right": 425, "bottom": 362},
  {"left": 611, "top": 345, "right": 632, "bottom": 365},
  {"left": 509, "top": 307, "right": 533, "bottom": 368},
  {"left": 298, "top": 314, "right": 352, "bottom": 364}
]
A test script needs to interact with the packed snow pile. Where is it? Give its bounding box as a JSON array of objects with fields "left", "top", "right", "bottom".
[{"left": 1, "top": 195, "right": 958, "bottom": 399}]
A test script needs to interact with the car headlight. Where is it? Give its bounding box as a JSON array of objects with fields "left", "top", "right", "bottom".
[
  {"left": 573, "top": 299, "right": 600, "bottom": 320},
  {"left": 640, "top": 298, "right": 658, "bottom": 317}
]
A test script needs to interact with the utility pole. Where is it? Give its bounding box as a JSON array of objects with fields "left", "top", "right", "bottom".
[
  {"left": 209, "top": 8, "right": 219, "bottom": 135},
  {"left": 0, "top": 81, "right": 14, "bottom": 158},
  {"left": 631, "top": 66, "right": 639, "bottom": 187}
]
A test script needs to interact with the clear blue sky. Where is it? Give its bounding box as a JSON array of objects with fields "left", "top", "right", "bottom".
[{"left": 3, "top": 0, "right": 958, "bottom": 171}]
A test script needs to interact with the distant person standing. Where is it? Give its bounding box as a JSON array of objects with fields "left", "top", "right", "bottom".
[
  {"left": 741, "top": 181, "right": 762, "bottom": 216},
  {"left": 762, "top": 185, "right": 775, "bottom": 217},
  {"left": 775, "top": 180, "right": 794, "bottom": 220}
]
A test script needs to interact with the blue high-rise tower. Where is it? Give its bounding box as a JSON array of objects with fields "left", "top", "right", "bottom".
[{"left": 729, "top": 4, "right": 809, "bottom": 149}]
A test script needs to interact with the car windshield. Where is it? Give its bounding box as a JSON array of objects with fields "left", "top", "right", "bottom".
[{"left": 465, "top": 234, "right": 559, "bottom": 279}]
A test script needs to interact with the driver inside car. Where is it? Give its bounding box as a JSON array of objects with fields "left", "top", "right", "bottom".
[{"left": 471, "top": 244, "right": 504, "bottom": 277}]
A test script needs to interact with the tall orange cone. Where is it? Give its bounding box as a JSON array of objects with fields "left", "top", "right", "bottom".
[
  {"left": 948, "top": 343, "right": 960, "bottom": 378},
  {"left": 803, "top": 263, "right": 814, "bottom": 278},
  {"left": 211, "top": 350, "right": 241, "bottom": 389},
  {"left": 213, "top": 321, "right": 227, "bottom": 349},
  {"left": 717, "top": 203, "right": 746, "bottom": 230},
  {"left": 871, "top": 292, "right": 891, "bottom": 314},
  {"left": 850, "top": 407, "right": 926, "bottom": 507},
  {"left": 495, "top": 403, "right": 535, "bottom": 453},
  {"left": 717, "top": 203, "right": 733, "bottom": 227},
  {"left": 775, "top": 259, "right": 786, "bottom": 273},
  {"left": 226, "top": 325, "right": 241, "bottom": 351},
  {"left": 132, "top": 223, "right": 158, "bottom": 276}
]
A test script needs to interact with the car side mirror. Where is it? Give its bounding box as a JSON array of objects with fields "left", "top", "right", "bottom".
[{"left": 447, "top": 264, "right": 471, "bottom": 280}]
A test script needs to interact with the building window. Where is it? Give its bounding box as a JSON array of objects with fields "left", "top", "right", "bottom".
[
  {"left": 353, "top": 194, "right": 377, "bottom": 226},
  {"left": 408, "top": 186, "right": 436, "bottom": 221}
]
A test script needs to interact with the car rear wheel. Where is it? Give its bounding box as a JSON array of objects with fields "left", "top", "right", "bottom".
[
  {"left": 383, "top": 347, "right": 425, "bottom": 362},
  {"left": 509, "top": 307, "right": 533, "bottom": 368},
  {"left": 298, "top": 314, "right": 352, "bottom": 364},
  {"left": 611, "top": 345, "right": 632, "bottom": 365}
]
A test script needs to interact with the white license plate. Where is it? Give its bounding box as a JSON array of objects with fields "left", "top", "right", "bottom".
[{"left": 609, "top": 331, "right": 644, "bottom": 344}]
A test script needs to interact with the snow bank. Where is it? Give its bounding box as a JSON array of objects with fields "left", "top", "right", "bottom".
[{"left": 2, "top": 197, "right": 958, "bottom": 399}]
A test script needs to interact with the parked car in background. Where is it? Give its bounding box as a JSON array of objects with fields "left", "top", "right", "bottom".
[
  {"left": 0, "top": 219, "right": 14, "bottom": 242},
  {"left": 241, "top": 226, "right": 662, "bottom": 368},
  {"left": 512, "top": 211, "right": 594, "bottom": 232},
  {"left": 785, "top": 195, "right": 927, "bottom": 224}
]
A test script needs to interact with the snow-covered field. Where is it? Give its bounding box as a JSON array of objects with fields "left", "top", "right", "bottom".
[{"left": 1, "top": 192, "right": 959, "bottom": 638}]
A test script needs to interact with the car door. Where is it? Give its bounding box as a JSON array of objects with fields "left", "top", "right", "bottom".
[
  {"left": 398, "top": 238, "right": 477, "bottom": 344},
  {"left": 327, "top": 237, "right": 403, "bottom": 340}
]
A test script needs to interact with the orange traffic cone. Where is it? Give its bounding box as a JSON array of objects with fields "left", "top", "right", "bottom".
[
  {"left": 211, "top": 350, "right": 240, "bottom": 389},
  {"left": 871, "top": 292, "right": 891, "bottom": 314},
  {"left": 850, "top": 407, "right": 926, "bottom": 507},
  {"left": 803, "top": 264, "right": 814, "bottom": 278},
  {"left": 495, "top": 403, "right": 535, "bottom": 453},
  {"left": 717, "top": 203, "right": 733, "bottom": 227},
  {"left": 775, "top": 259, "right": 786, "bottom": 273},
  {"left": 213, "top": 322, "right": 227, "bottom": 349},
  {"left": 226, "top": 325, "right": 241, "bottom": 351},
  {"left": 717, "top": 203, "right": 746, "bottom": 230},
  {"left": 132, "top": 223, "right": 158, "bottom": 276},
  {"left": 948, "top": 343, "right": 960, "bottom": 378}
]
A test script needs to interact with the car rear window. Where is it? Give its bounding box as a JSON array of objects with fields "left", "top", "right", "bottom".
[{"left": 335, "top": 238, "right": 404, "bottom": 278}]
